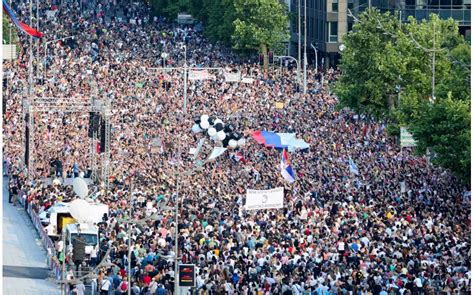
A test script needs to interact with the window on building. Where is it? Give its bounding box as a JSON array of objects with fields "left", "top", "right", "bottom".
[
  {"left": 329, "top": 22, "right": 338, "bottom": 42},
  {"left": 348, "top": 0, "right": 354, "bottom": 9},
  {"left": 332, "top": 0, "right": 339, "bottom": 11}
]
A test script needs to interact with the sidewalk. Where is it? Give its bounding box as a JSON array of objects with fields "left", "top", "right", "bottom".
[{"left": 3, "top": 176, "right": 61, "bottom": 295}]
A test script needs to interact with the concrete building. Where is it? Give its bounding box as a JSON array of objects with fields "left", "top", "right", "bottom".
[{"left": 289, "top": 0, "right": 471, "bottom": 67}]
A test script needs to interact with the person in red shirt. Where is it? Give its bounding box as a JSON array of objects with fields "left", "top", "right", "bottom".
[{"left": 143, "top": 275, "right": 151, "bottom": 286}]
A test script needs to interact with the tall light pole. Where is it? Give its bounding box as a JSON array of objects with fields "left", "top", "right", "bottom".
[
  {"left": 36, "top": 0, "right": 39, "bottom": 80},
  {"left": 43, "top": 36, "right": 76, "bottom": 80},
  {"left": 311, "top": 43, "right": 318, "bottom": 74},
  {"left": 274, "top": 55, "right": 300, "bottom": 86},
  {"left": 173, "top": 166, "right": 203, "bottom": 295},
  {"left": 182, "top": 44, "right": 188, "bottom": 113},
  {"left": 297, "top": 0, "right": 301, "bottom": 87},
  {"left": 28, "top": 0, "right": 33, "bottom": 96},
  {"left": 173, "top": 173, "right": 180, "bottom": 295},
  {"left": 303, "top": 0, "right": 307, "bottom": 94},
  {"left": 127, "top": 178, "right": 133, "bottom": 295}
]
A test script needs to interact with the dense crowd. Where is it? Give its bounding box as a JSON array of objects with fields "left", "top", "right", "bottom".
[{"left": 3, "top": 0, "right": 471, "bottom": 294}]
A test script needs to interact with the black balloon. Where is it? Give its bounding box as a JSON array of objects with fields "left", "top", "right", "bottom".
[
  {"left": 231, "top": 132, "right": 240, "bottom": 140},
  {"left": 208, "top": 116, "right": 216, "bottom": 125},
  {"left": 214, "top": 123, "right": 224, "bottom": 132},
  {"left": 194, "top": 116, "right": 201, "bottom": 124},
  {"left": 224, "top": 124, "right": 235, "bottom": 133},
  {"left": 222, "top": 137, "right": 230, "bottom": 148}
]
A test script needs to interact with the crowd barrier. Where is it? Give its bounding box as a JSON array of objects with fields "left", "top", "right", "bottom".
[{"left": 25, "top": 202, "right": 63, "bottom": 281}]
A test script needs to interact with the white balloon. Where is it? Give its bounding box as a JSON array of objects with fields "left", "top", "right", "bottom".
[
  {"left": 200, "top": 115, "right": 209, "bottom": 123},
  {"left": 79, "top": 172, "right": 85, "bottom": 178},
  {"left": 73, "top": 177, "right": 89, "bottom": 199},
  {"left": 238, "top": 138, "right": 246, "bottom": 146},
  {"left": 192, "top": 124, "right": 202, "bottom": 133},
  {"left": 70, "top": 199, "right": 90, "bottom": 223},
  {"left": 200, "top": 120, "right": 210, "bottom": 130},
  {"left": 211, "top": 133, "right": 219, "bottom": 141},
  {"left": 229, "top": 139, "right": 238, "bottom": 149},
  {"left": 207, "top": 127, "right": 217, "bottom": 137},
  {"left": 217, "top": 131, "right": 226, "bottom": 141}
]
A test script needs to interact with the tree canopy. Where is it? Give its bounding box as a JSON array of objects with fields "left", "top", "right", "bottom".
[
  {"left": 3, "top": 14, "right": 18, "bottom": 44},
  {"left": 148, "top": 0, "right": 290, "bottom": 66},
  {"left": 335, "top": 9, "right": 471, "bottom": 182},
  {"left": 232, "top": 0, "right": 289, "bottom": 68}
]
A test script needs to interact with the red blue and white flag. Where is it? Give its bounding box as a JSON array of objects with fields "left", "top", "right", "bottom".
[
  {"left": 280, "top": 149, "right": 296, "bottom": 183},
  {"left": 3, "top": 0, "right": 44, "bottom": 38}
]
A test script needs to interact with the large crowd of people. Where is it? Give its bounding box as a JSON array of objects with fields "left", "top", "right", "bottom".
[{"left": 3, "top": 0, "right": 471, "bottom": 294}]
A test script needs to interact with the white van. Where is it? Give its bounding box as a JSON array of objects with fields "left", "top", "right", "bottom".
[{"left": 65, "top": 223, "right": 99, "bottom": 260}]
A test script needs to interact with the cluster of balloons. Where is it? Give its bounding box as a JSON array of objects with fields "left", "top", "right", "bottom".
[{"left": 192, "top": 115, "right": 246, "bottom": 149}]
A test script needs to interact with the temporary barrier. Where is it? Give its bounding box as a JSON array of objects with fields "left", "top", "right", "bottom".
[{"left": 26, "top": 203, "right": 61, "bottom": 279}]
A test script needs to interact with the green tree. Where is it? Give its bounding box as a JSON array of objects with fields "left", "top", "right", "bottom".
[
  {"left": 334, "top": 9, "right": 404, "bottom": 117},
  {"left": 409, "top": 97, "right": 470, "bottom": 182},
  {"left": 232, "top": 0, "right": 289, "bottom": 69},
  {"left": 335, "top": 10, "right": 470, "bottom": 182},
  {"left": 203, "top": 0, "right": 236, "bottom": 46},
  {"left": 3, "top": 14, "right": 18, "bottom": 44}
]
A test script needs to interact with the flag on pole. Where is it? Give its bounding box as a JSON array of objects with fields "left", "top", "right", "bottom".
[
  {"left": 207, "top": 147, "right": 227, "bottom": 161},
  {"left": 348, "top": 157, "right": 359, "bottom": 175},
  {"left": 3, "top": 0, "right": 44, "bottom": 38},
  {"left": 280, "top": 149, "right": 296, "bottom": 183},
  {"left": 230, "top": 151, "right": 246, "bottom": 164}
]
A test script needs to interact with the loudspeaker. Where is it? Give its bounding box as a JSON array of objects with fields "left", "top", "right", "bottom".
[{"left": 100, "top": 120, "right": 106, "bottom": 154}]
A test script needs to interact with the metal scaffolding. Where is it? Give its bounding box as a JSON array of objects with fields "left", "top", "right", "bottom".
[{"left": 23, "top": 97, "right": 111, "bottom": 188}]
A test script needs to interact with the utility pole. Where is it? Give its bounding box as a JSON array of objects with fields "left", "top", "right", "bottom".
[
  {"left": 61, "top": 229, "right": 67, "bottom": 295},
  {"left": 9, "top": 0, "right": 12, "bottom": 46},
  {"left": 36, "top": 0, "right": 39, "bottom": 81},
  {"left": 311, "top": 43, "right": 318, "bottom": 74},
  {"left": 127, "top": 178, "right": 133, "bottom": 295},
  {"left": 183, "top": 44, "right": 188, "bottom": 113},
  {"left": 297, "top": 0, "right": 301, "bottom": 86},
  {"left": 303, "top": 0, "right": 307, "bottom": 94},
  {"left": 147, "top": 65, "right": 224, "bottom": 114},
  {"left": 28, "top": 0, "right": 33, "bottom": 96},
  {"left": 174, "top": 174, "right": 180, "bottom": 295},
  {"left": 431, "top": 21, "right": 436, "bottom": 102}
]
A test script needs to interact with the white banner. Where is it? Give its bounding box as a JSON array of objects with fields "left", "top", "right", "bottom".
[
  {"left": 188, "top": 70, "right": 214, "bottom": 80},
  {"left": 224, "top": 72, "right": 241, "bottom": 82},
  {"left": 241, "top": 77, "right": 255, "bottom": 84},
  {"left": 245, "top": 187, "right": 284, "bottom": 210}
]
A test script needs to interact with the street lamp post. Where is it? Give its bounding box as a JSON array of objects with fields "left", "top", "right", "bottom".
[
  {"left": 147, "top": 65, "right": 224, "bottom": 114},
  {"left": 28, "top": 0, "right": 33, "bottom": 96},
  {"left": 173, "top": 166, "right": 203, "bottom": 295},
  {"left": 297, "top": 0, "right": 301, "bottom": 86},
  {"left": 303, "top": 0, "right": 308, "bottom": 95},
  {"left": 274, "top": 55, "right": 300, "bottom": 86},
  {"left": 311, "top": 43, "right": 318, "bottom": 74},
  {"left": 182, "top": 44, "right": 188, "bottom": 114},
  {"left": 43, "top": 36, "right": 76, "bottom": 80}
]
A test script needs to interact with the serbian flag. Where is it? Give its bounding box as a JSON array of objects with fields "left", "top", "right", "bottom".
[
  {"left": 3, "top": 0, "right": 44, "bottom": 38},
  {"left": 231, "top": 151, "right": 246, "bottom": 164},
  {"left": 280, "top": 149, "right": 296, "bottom": 183}
]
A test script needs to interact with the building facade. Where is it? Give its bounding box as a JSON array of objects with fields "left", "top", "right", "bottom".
[{"left": 289, "top": 0, "right": 471, "bottom": 67}]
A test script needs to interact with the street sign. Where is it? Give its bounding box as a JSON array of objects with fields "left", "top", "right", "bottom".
[
  {"left": 178, "top": 264, "right": 196, "bottom": 287},
  {"left": 400, "top": 127, "right": 417, "bottom": 148}
]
